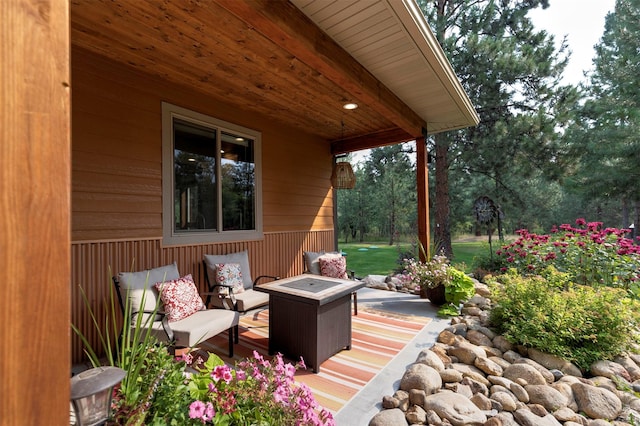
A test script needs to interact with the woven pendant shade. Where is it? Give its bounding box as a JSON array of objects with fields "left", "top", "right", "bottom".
[{"left": 331, "top": 161, "right": 356, "bottom": 189}]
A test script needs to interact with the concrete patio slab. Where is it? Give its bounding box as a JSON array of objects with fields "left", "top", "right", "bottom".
[{"left": 334, "top": 287, "right": 449, "bottom": 426}]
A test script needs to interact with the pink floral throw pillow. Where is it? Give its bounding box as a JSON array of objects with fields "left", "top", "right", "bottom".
[
  {"left": 215, "top": 263, "right": 245, "bottom": 295},
  {"left": 319, "top": 255, "right": 348, "bottom": 279},
  {"left": 154, "top": 274, "right": 205, "bottom": 322}
]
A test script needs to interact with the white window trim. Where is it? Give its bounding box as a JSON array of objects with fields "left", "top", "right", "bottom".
[{"left": 161, "top": 102, "right": 263, "bottom": 246}]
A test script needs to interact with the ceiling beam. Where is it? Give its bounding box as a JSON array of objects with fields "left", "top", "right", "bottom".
[
  {"left": 331, "top": 128, "right": 415, "bottom": 155},
  {"left": 213, "top": 0, "right": 428, "bottom": 139}
]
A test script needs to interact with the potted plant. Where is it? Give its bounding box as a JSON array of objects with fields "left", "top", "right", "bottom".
[
  {"left": 439, "top": 266, "right": 476, "bottom": 316},
  {"left": 403, "top": 252, "right": 476, "bottom": 314},
  {"left": 403, "top": 253, "right": 450, "bottom": 305}
]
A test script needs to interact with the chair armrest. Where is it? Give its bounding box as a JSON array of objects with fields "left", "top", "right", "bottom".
[
  {"left": 203, "top": 284, "right": 238, "bottom": 310},
  {"left": 253, "top": 275, "right": 280, "bottom": 286},
  {"left": 133, "top": 310, "right": 175, "bottom": 343}
]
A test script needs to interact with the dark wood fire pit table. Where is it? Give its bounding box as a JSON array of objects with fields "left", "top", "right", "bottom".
[{"left": 255, "top": 274, "right": 364, "bottom": 373}]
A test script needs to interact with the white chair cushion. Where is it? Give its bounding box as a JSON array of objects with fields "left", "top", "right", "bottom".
[
  {"left": 233, "top": 289, "right": 269, "bottom": 312},
  {"left": 169, "top": 309, "right": 239, "bottom": 348}
]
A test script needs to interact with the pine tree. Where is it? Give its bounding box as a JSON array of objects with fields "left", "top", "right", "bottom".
[
  {"left": 419, "top": 0, "right": 579, "bottom": 254},
  {"left": 566, "top": 0, "right": 640, "bottom": 230}
]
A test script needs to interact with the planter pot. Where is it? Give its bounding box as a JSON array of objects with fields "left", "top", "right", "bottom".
[{"left": 425, "top": 285, "right": 447, "bottom": 306}]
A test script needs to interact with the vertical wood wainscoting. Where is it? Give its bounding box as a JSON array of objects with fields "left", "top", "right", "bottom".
[{"left": 70, "top": 230, "right": 334, "bottom": 363}]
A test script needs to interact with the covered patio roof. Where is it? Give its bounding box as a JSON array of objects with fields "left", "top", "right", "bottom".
[{"left": 70, "top": 0, "right": 478, "bottom": 154}]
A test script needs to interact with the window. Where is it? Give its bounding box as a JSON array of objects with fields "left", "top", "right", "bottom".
[{"left": 162, "top": 102, "right": 262, "bottom": 245}]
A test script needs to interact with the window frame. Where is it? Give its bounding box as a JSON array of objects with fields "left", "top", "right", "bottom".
[{"left": 161, "top": 102, "right": 263, "bottom": 246}]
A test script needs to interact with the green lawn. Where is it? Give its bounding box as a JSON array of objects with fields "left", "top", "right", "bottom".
[{"left": 339, "top": 241, "right": 489, "bottom": 278}]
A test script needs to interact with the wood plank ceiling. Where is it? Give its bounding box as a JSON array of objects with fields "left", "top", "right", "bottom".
[{"left": 70, "top": 0, "right": 478, "bottom": 154}]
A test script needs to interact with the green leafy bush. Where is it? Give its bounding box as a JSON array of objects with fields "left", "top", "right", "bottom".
[{"left": 488, "top": 268, "right": 640, "bottom": 370}]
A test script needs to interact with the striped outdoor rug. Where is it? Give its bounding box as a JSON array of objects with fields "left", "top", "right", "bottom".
[{"left": 199, "top": 308, "right": 430, "bottom": 414}]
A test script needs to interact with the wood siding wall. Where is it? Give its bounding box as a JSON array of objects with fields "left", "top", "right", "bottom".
[
  {"left": 72, "top": 46, "right": 335, "bottom": 241},
  {"left": 70, "top": 48, "right": 342, "bottom": 363},
  {"left": 71, "top": 230, "right": 334, "bottom": 363}
]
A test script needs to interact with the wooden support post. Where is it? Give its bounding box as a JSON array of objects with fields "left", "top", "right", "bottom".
[
  {"left": 1, "top": 1, "right": 71, "bottom": 424},
  {"left": 416, "top": 132, "right": 430, "bottom": 261}
]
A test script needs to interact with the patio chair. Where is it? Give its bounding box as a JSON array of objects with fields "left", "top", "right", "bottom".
[
  {"left": 203, "top": 250, "right": 279, "bottom": 313},
  {"left": 113, "top": 262, "right": 240, "bottom": 357},
  {"left": 303, "top": 250, "right": 359, "bottom": 315}
]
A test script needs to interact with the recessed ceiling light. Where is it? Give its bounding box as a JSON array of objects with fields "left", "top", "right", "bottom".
[
  {"left": 343, "top": 102, "right": 358, "bottom": 110},
  {"left": 235, "top": 137, "right": 244, "bottom": 142}
]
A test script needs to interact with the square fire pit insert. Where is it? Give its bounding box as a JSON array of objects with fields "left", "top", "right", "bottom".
[{"left": 279, "top": 277, "right": 340, "bottom": 293}]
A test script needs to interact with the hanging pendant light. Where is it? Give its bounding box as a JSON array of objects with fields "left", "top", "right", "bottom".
[
  {"left": 331, "top": 158, "right": 356, "bottom": 189},
  {"left": 331, "top": 120, "right": 356, "bottom": 189}
]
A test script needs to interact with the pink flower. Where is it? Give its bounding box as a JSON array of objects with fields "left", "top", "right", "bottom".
[
  {"left": 587, "top": 221, "right": 603, "bottom": 231},
  {"left": 212, "top": 365, "right": 233, "bottom": 384},
  {"left": 189, "top": 400, "right": 206, "bottom": 420},
  {"left": 575, "top": 218, "right": 586, "bottom": 226},
  {"left": 202, "top": 402, "right": 215, "bottom": 422}
]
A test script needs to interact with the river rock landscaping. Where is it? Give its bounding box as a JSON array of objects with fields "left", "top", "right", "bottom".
[{"left": 368, "top": 280, "right": 640, "bottom": 426}]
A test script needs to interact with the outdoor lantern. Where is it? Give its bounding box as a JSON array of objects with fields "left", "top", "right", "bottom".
[
  {"left": 70, "top": 366, "right": 125, "bottom": 426},
  {"left": 331, "top": 160, "right": 356, "bottom": 189}
]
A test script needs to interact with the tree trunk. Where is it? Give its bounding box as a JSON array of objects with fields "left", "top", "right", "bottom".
[
  {"left": 431, "top": 0, "right": 453, "bottom": 259},
  {"left": 634, "top": 201, "right": 640, "bottom": 241},
  {"left": 434, "top": 133, "right": 453, "bottom": 258},
  {"left": 622, "top": 198, "right": 630, "bottom": 228}
]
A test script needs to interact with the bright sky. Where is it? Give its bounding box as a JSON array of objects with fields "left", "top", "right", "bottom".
[{"left": 528, "top": 0, "right": 616, "bottom": 85}]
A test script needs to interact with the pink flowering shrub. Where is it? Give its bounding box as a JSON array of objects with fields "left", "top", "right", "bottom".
[
  {"left": 186, "top": 351, "right": 334, "bottom": 426},
  {"left": 495, "top": 218, "right": 640, "bottom": 295}
]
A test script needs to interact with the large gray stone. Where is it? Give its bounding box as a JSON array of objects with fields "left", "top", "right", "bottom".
[
  {"left": 489, "top": 356, "right": 512, "bottom": 370},
  {"left": 591, "top": 360, "right": 632, "bottom": 382},
  {"left": 415, "top": 348, "right": 445, "bottom": 372},
  {"left": 490, "top": 391, "right": 518, "bottom": 412},
  {"left": 502, "top": 350, "right": 523, "bottom": 363},
  {"left": 475, "top": 356, "right": 504, "bottom": 376},
  {"left": 368, "top": 408, "right": 407, "bottom": 426},
  {"left": 572, "top": 382, "right": 623, "bottom": 420},
  {"left": 525, "top": 384, "right": 568, "bottom": 412},
  {"left": 550, "top": 381, "right": 578, "bottom": 411},
  {"left": 438, "top": 329, "right": 457, "bottom": 345},
  {"left": 614, "top": 354, "right": 640, "bottom": 381},
  {"left": 440, "top": 368, "right": 464, "bottom": 383},
  {"left": 423, "top": 392, "right": 487, "bottom": 426},
  {"left": 449, "top": 340, "right": 486, "bottom": 365},
  {"left": 467, "top": 329, "right": 494, "bottom": 347},
  {"left": 399, "top": 363, "right": 442, "bottom": 394},
  {"left": 513, "top": 409, "right": 562, "bottom": 426},
  {"left": 514, "top": 358, "right": 555, "bottom": 383},
  {"left": 493, "top": 335, "right": 514, "bottom": 353},
  {"left": 527, "top": 348, "right": 582, "bottom": 377},
  {"left": 503, "top": 363, "right": 547, "bottom": 385},
  {"left": 509, "top": 381, "right": 529, "bottom": 403}
]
